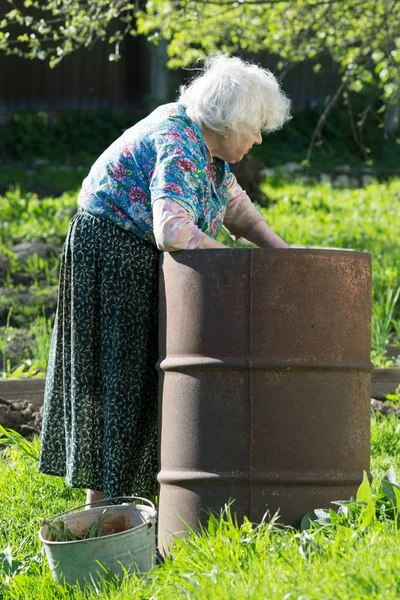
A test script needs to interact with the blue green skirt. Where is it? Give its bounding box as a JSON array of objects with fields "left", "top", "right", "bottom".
[{"left": 39, "top": 210, "right": 160, "bottom": 498}]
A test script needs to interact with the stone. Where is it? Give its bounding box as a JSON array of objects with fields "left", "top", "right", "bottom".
[
  {"left": 282, "top": 162, "right": 302, "bottom": 173},
  {"left": 319, "top": 173, "right": 331, "bottom": 184},
  {"left": 0, "top": 397, "right": 42, "bottom": 436},
  {"left": 333, "top": 174, "right": 350, "bottom": 188},
  {"left": 371, "top": 398, "right": 400, "bottom": 418},
  {"left": 362, "top": 175, "right": 375, "bottom": 187}
]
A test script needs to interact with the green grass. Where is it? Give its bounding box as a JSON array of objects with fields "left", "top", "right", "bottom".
[
  {"left": 0, "top": 185, "right": 78, "bottom": 248},
  {"left": 0, "top": 415, "right": 399, "bottom": 599}
]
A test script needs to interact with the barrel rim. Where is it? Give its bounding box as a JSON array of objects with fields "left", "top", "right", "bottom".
[{"left": 161, "top": 247, "right": 372, "bottom": 260}]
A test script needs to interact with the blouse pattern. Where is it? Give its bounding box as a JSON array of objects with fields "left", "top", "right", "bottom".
[{"left": 77, "top": 103, "right": 232, "bottom": 244}]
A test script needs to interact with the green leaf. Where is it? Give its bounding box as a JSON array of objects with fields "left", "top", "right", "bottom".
[
  {"left": 381, "top": 467, "right": 400, "bottom": 507},
  {"left": 300, "top": 510, "right": 319, "bottom": 531},
  {"left": 0, "top": 547, "right": 24, "bottom": 578},
  {"left": 0, "top": 425, "right": 40, "bottom": 462},
  {"left": 240, "top": 515, "right": 253, "bottom": 534},
  {"left": 314, "top": 509, "right": 332, "bottom": 526},
  {"left": 301, "top": 508, "right": 332, "bottom": 531},
  {"left": 331, "top": 500, "right": 357, "bottom": 507},
  {"left": 356, "top": 471, "right": 372, "bottom": 503},
  {"left": 382, "top": 466, "right": 399, "bottom": 486},
  {"left": 359, "top": 500, "right": 375, "bottom": 528}
]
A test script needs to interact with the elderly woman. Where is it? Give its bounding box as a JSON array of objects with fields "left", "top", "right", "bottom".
[{"left": 39, "top": 55, "right": 291, "bottom": 505}]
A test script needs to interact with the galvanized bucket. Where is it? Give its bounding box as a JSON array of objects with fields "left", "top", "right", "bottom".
[{"left": 39, "top": 496, "right": 156, "bottom": 587}]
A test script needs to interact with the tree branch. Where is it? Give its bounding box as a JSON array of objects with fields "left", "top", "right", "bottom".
[
  {"left": 186, "top": 0, "right": 343, "bottom": 5},
  {"left": 305, "top": 75, "right": 348, "bottom": 165}
]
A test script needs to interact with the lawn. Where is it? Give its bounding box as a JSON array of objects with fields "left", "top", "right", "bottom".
[{"left": 0, "top": 415, "right": 399, "bottom": 599}]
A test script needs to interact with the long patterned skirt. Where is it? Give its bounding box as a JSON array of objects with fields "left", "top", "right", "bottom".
[{"left": 39, "top": 210, "right": 160, "bottom": 498}]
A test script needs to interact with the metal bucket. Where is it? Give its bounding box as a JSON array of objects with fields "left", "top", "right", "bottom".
[
  {"left": 157, "top": 248, "right": 372, "bottom": 551},
  {"left": 39, "top": 496, "right": 156, "bottom": 587}
]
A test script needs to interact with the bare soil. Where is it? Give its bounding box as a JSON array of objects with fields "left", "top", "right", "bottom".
[{"left": 0, "top": 396, "right": 42, "bottom": 436}]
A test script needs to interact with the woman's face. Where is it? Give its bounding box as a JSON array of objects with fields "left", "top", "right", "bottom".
[{"left": 205, "top": 129, "right": 263, "bottom": 164}]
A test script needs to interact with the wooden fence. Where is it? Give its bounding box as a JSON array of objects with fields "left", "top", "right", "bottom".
[{"left": 0, "top": 3, "right": 342, "bottom": 115}]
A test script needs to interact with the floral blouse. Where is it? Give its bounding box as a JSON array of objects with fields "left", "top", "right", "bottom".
[
  {"left": 153, "top": 172, "right": 265, "bottom": 251},
  {"left": 78, "top": 102, "right": 233, "bottom": 244}
]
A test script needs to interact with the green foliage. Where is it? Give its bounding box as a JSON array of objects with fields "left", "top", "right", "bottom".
[
  {"left": 0, "top": 1, "right": 399, "bottom": 132},
  {"left": 1, "top": 360, "right": 46, "bottom": 379},
  {"left": 141, "top": 0, "right": 400, "bottom": 139},
  {"left": 28, "top": 315, "right": 53, "bottom": 372},
  {"left": 0, "top": 308, "right": 13, "bottom": 376},
  {"left": 301, "top": 468, "right": 400, "bottom": 532},
  {"left": 0, "top": 185, "right": 77, "bottom": 247},
  {"left": 0, "top": 110, "right": 146, "bottom": 163},
  {"left": 0, "top": 415, "right": 400, "bottom": 598},
  {"left": 45, "top": 513, "right": 110, "bottom": 542},
  {"left": 137, "top": 0, "right": 400, "bottom": 100},
  {"left": 253, "top": 95, "right": 400, "bottom": 168},
  {"left": 1, "top": 173, "right": 400, "bottom": 374},
  {"left": 0, "top": 310, "right": 54, "bottom": 376},
  {"left": 0, "top": 425, "right": 40, "bottom": 462},
  {"left": 0, "top": 101, "right": 398, "bottom": 170},
  {"left": 371, "top": 413, "right": 400, "bottom": 458},
  {"left": 0, "top": 0, "right": 138, "bottom": 67},
  {"left": 385, "top": 385, "right": 400, "bottom": 408},
  {"left": 0, "top": 287, "right": 58, "bottom": 328},
  {"left": 371, "top": 287, "right": 400, "bottom": 360}
]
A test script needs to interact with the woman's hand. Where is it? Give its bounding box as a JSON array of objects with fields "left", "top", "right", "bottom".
[
  {"left": 244, "top": 220, "right": 288, "bottom": 248},
  {"left": 196, "top": 235, "right": 229, "bottom": 249}
]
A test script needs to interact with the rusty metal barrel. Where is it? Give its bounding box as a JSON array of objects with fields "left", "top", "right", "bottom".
[{"left": 157, "top": 248, "right": 372, "bottom": 550}]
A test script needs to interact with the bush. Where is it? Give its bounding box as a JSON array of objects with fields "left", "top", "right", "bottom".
[
  {"left": 0, "top": 90, "right": 399, "bottom": 169},
  {"left": 0, "top": 109, "right": 147, "bottom": 162},
  {"left": 253, "top": 90, "right": 400, "bottom": 169}
]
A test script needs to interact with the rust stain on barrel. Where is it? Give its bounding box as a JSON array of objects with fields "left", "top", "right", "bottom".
[{"left": 157, "top": 248, "right": 372, "bottom": 551}]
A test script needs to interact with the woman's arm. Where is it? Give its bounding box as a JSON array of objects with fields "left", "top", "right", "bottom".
[
  {"left": 224, "top": 174, "right": 288, "bottom": 248},
  {"left": 241, "top": 219, "right": 288, "bottom": 248},
  {"left": 153, "top": 199, "right": 229, "bottom": 251}
]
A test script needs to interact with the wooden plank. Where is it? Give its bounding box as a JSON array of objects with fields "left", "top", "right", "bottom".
[
  {"left": 0, "top": 368, "right": 398, "bottom": 409},
  {"left": 0, "top": 379, "right": 46, "bottom": 408},
  {"left": 371, "top": 368, "right": 400, "bottom": 400}
]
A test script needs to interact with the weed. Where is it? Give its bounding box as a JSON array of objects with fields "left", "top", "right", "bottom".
[
  {"left": 371, "top": 286, "right": 400, "bottom": 357},
  {"left": 0, "top": 308, "right": 13, "bottom": 377},
  {"left": 44, "top": 513, "right": 110, "bottom": 543},
  {"left": 28, "top": 315, "right": 53, "bottom": 372}
]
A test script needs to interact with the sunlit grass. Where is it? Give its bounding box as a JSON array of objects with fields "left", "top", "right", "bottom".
[{"left": 0, "top": 414, "right": 399, "bottom": 599}]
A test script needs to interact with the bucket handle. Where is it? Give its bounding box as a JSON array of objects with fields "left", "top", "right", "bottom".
[{"left": 43, "top": 496, "right": 156, "bottom": 523}]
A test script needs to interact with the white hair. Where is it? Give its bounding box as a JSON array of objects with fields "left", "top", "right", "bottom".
[{"left": 178, "top": 54, "right": 292, "bottom": 138}]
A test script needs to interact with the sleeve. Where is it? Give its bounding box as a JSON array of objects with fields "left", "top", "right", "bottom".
[
  {"left": 153, "top": 198, "right": 204, "bottom": 251},
  {"left": 223, "top": 174, "right": 265, "bottom": 240},
  {"left": 149, "top": 125, "right": 205, "bottom": 218}
]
